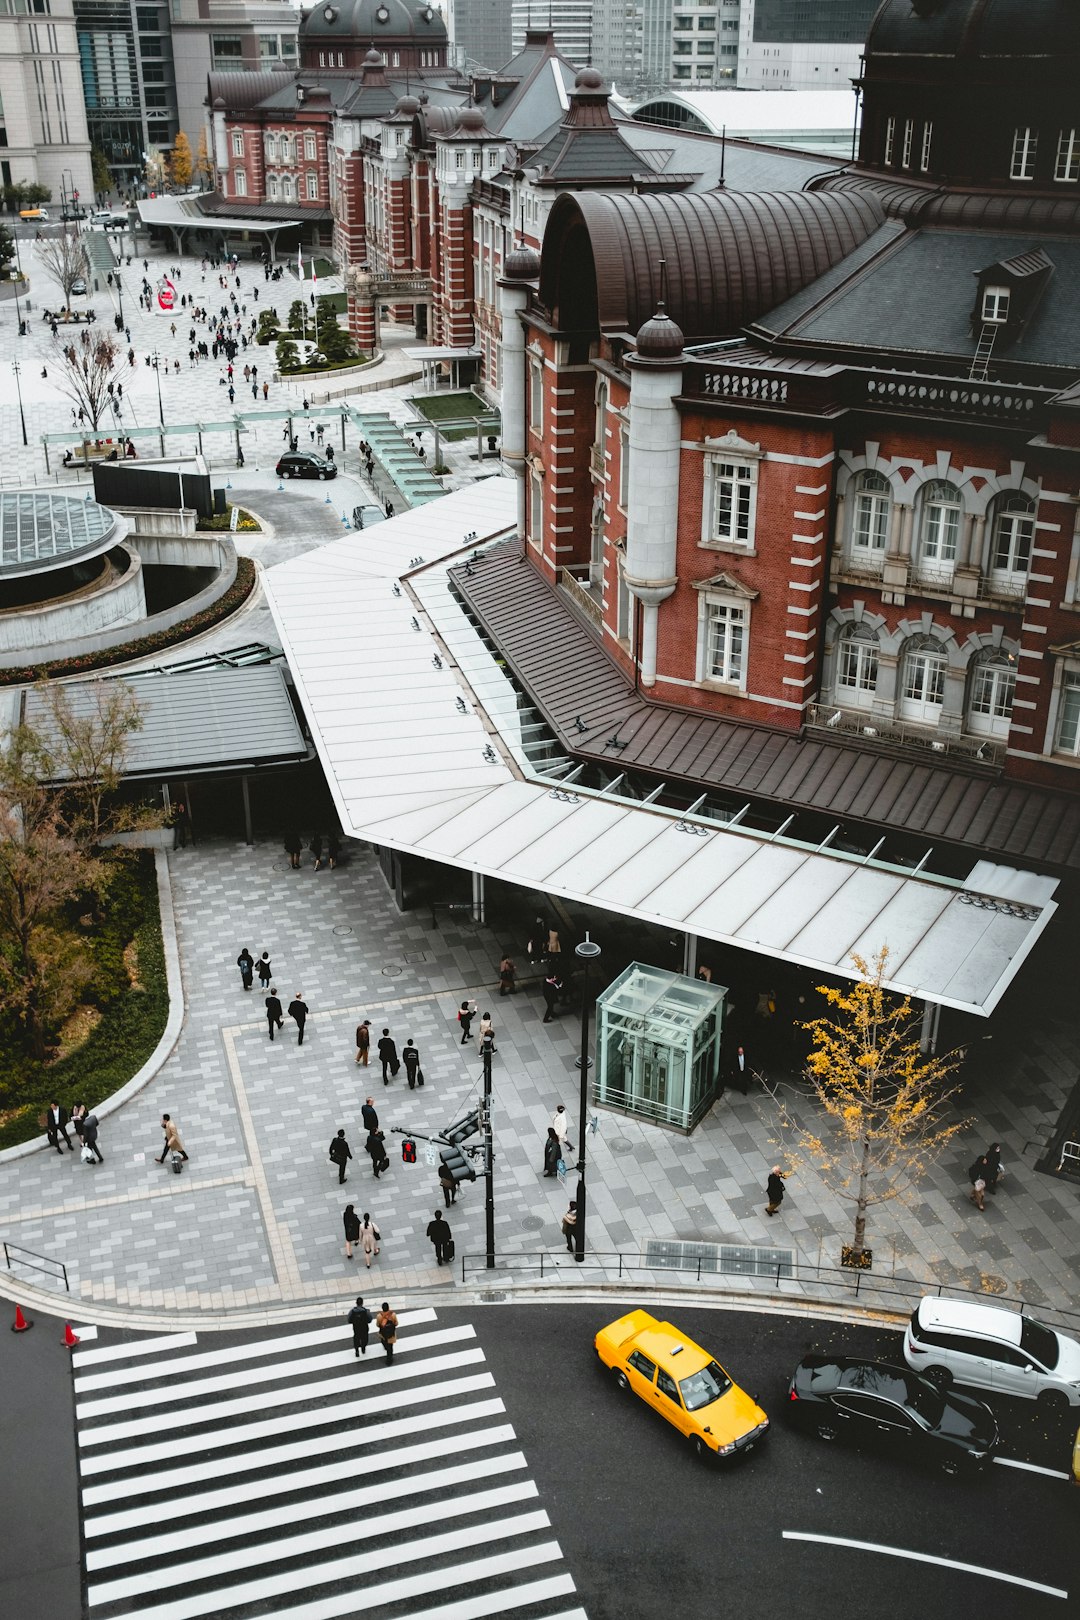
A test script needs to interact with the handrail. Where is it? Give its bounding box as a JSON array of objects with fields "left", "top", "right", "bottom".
[
  {"left": 3, "top": 1240, "right": 69, "bottom": 1292},
  {"left": 457, "top": 1249, "right": 1080, "bottom": 1335}
]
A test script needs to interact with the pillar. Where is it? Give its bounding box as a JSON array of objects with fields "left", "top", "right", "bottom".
[
  {"left": 624, "top": 333, "right": 684, "bottom": 687},
  {"left": 497, "top": 257, "right": 538, "bottom": 540}
]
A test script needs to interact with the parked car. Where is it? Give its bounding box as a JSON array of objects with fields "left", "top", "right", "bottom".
[
  {"left": 71, "top": 276, "right": 88, "bottom": 296},
  {"left": 276, "top": 451, "right": 337, "bottom": 481},
  {"left": 787, "top": 1355, "right": 998, "bottom": 1477},
  {"left": 352, "top": 503, "right": 385, "bottom": 529},
  {"left": 904, "top": 1297, "right": 1080, "bottom": 1411},
  {"left": 595, "top": 1309, "right": 769, "bottom": 1462}
]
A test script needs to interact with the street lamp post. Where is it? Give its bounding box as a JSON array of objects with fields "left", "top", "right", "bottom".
[
  {"left": 481, "top": 1042, "right": 495, "bottom": 1269},
  {"left": 12, "top": 359, "right": 27, "bottom": 447},
  {"left": 573, "top": 932, "right": 601, "bottom": 1263},
  {"left": 114, "top": 271, "right": 125, "bottom": 332},
  {"left": 151, "top": 350, "right": 164, "bottom": 426}
]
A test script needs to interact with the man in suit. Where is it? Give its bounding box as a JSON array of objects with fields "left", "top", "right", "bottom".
[
  {"left": 361, "top": 1097, "right": 379, "bottom": 1135},
  {"left": 45, "top": 1101, "right": 74, "bottom": 1155},
  {"left": 402, "top": 1039, "right": 421, "bottom": 1089},
  {"left": 82, "top": 1112, "right": 104, "bottom": 1163},
  {"left": 265, "top": 988, "right": 284, "bottom": 1040},
  {"left": 377, "top": 1028, "right": 398, "bottom": 1085},
  {"left": 329, "top": 1128, "right": 352, "bottom": 1185},
  {"left": 426, "top": 1210, "right": 453, "bottom": 1265},
  {"left": 287, "top": 992, "right": 309, "bottom": 1045},
  {"left": 348, "top": 1296, "right": 371, "bottom": 1358}
]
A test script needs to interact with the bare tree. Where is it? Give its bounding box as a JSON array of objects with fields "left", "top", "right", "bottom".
[
  {"left": 52, "top": 327, "right": 128, "bottom": 432},
  {"left": 38, "top": 227, "right": 91, "bottom": 308},
  {"left": 32, "top": 677, "right": 162, "bottom": 851}
]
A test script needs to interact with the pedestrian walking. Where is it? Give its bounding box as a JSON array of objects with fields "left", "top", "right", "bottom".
[
  {"left": 282, "top": 830, "right": 302, "bottom": 870},
  {"left": 765, "top": 1165, "right": 787, "bottom": 1217},
  {"left": 309, "top": 833, "right": 323, "bottom": 871},
  {"left": 438, "top": 1158, "right": 458, "bottom": 1206},
  {"left": 44, "top": 1101, "right": 75, "bottom": 1155},
  {"left": 348, "top": 1295, "right": 371, "bottom": 1355},
  {"left": 375, "top": 1303, "right": 398, "bottom": 1363},
  {"left": 356, "top": 1019, "right": 371, "bottom": 1067},
  {"left": 968, "top": 1155, "right": 988, "bottom": 1211},
  {"left": 327, "top": 830, "right": 341, "bottom": 869},
  {"left": 551, "top": 1105, "right": 573, "bottom": 1154},
  {"left": 542, "top": 969, "right": 563, "bottom": 1023},
  {"left": 172, "top": 800, "right": 190, "bottom": 849},
  {"left": 360, "top": 1212, "right": 381, "bottom": 1267},
  {"left": 731, "top": 1044, "right": 749, "bottom": 1095},
  {"left": 366, "top": 1128, "right": 389, "bottom": 1178},
  {"left": 498, "top": 954, "right": 516, "bottom": 996},
  {"left": 329, "top": 1128, "right": 352, "bottom": 1184},
  {"left": 402, "top": 1039, "right": 423, "bottom": 1089},
  {"left": 543, "top": 1126, "right": 561, "bottom": 1177},
  {"left": 155, "top": 1113, "right": 188, "bottom": 1165},
  {"left": 457, "top": 999, "right": 475, "bottom": 1043},
  {"left": 478, "top": 1012, "right": 496, "bottom": 1053},
  {"left": 561, "top": 1201, "right": 577, "bottom": 1252},
  {"left": 236, "top": 946, "right": 254, "bottom": 991},
  {"left": 361, "top": 1096, "right": 379, "bottom": 1134},
  {"left": 343, "top": 1204, "right": 361, "bottom": 1260},
  {"left": 256, "top": 952, "right": 272, "bottom": 988},
  {"left": 426, "top": 1210, "right": 453, "bottom": 1265},
  {"left": 377, "top": 1027, "right": 399, "bottom": 1084},
  {"left": 265, "top": 987, "right": 284, "bottom": 1040},
  {"left": 82, "top": 1111, "right": 104, "bottom": 1164},
  {"left": 547, "top": 927, "right": 561, "bottom": 959},
  {"left": 288, "top": 992, "right": 309, "bottom": 1045},
  {"left": 262, "top": 381, "right": 269, "bottom": 400},
  {"left": 983, "top": 1142, "right": 1003, "bottom": 1194}
]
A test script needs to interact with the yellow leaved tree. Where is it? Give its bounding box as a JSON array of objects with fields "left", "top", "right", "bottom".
[{"left": 788, "top": 947, "right": 969, "bottom": 1268}]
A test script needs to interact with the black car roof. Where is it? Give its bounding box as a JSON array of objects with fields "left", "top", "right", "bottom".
[{"left": 836, "top": 1361, "right": 912, "bottom": 1402}]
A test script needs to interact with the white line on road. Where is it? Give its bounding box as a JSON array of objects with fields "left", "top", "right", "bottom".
[
  {"left": 994, "top": 1455, "right": 1072, "bottom": 1480},
  {"left": 783, "top": 1532, "right": 1067, "bottom": 1599}
]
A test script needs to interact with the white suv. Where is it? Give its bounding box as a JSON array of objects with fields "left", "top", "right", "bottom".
[{"left": 904, "top": 1297, "right": 1080, "bottom": 1411}]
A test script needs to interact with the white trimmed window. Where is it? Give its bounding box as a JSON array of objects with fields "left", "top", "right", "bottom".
[
  {"left": 1011, "top": 126, "right": 1038, "bottom": 180},
  {"left": 304, "top": 133, "right": 316, "bottom": 160},
  {"left": 835, "top": 623, "right": 879, "bottom": 710},
  {"left": 900, "top": 638, "right": 947, "bottom": 725},
  {"left": 850, "top": 469, "right": 891, "bottom": 558},
  {"left": 920, "top": 120, "right": 933, "bottom": 172},
  {"left": 918, "top": 480, "right": 962, "bottom": 576},
  {"left": 306, "top": 170, "right": 318, "bottom": 199},
  {"left": 528, "top": 360, "right": 542, "bottom": 432},
  {"left": 1056, "top": 128, "right": 1080, "bottom": 182},
  {"left": 1055, "top": 668, "right": 1080, "bottom": 755},
  {"left": 989, "top": 492, "right": 1034, "bottom": 582},
  {"left": 981, "top": 285, "right": 1010, "bottom": 323},
  {"left": 282, "top": 174, "right": 295, "bottom": 201},
  {"left": 704, "top": 458, "right": 757, "bottom": 548},
  {"left": 901, "top": 118, "right": 914, "bottom": 169},
  {"left": 967, "top": 650, "right": 1016, "bottom": 739},
  {"left": 618, "top": 424, "right": 630, "bottom": 509},
  {"left": 268, "top": 173, "right": 279, "bottom": 200},
  {"left": 231, "top": 131, "right": 244, "bottom": 157},
  {"left": 884, "top": 116, "right": 895, "bottom": 164},
  {"left": 233, "top": 169, "right": 247, "bottom": 196},
  {"left": 529, "top": 472, "right": 543, "bottom": 545},
  {"left": 266, "top": 133, "right": 277, "bottom": 160},
  {"left": 697, "top": 593, "right": 749, "bottom": 688}
]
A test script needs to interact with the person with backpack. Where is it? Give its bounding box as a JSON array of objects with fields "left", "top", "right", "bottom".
[
  {"left": 376, "top": 1302, "right": 399, "bottom": 1363},
  {"left": 329, "top": 1128, "right": 352, "bottom": 1185},
  {"left": 348, "top": 1295, "right": 372, "bottom": 1356},
  {"left": 236, "top": 947, "right": 254, "bottom": 991}
]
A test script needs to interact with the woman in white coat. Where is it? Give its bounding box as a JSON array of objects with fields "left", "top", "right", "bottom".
[{"left": 360, "top": 1212, "right": 381, "bottom": 1268}]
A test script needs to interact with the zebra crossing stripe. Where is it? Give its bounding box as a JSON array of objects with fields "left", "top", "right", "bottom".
[
  {"left": 81, "top": 1393, "right": 506, "bottom": 1499},
  {"left": 75, "top": 1324, "right": 475, "bottom": 1417},
  {"left": 73, "top": 1312, "right": 438, "bottom": 1391},
  {"left": 78, "top": 1349, "right": 489, "bottom": 1444},
  {"left": 88, "top": 1518, "right": 559, "bottom": 1617},
  {"left": 88, "top": 1481, "right": 542, "bottom": 1600},
  {"left": 72, "top": 1333, "right": 198, "bottom": 1368},
  {"left": 198, "top": 1558, "right": 574, "bottom": 1620},
  {"left": 85, "top": 1445, "right": 527, "bottom": 1555},
  {"left": 84, "top": 1423, "right": 519, "bottom": 1532},
  {"left": 387, "top": 1597, "right": 585, "bottom": 1620}
]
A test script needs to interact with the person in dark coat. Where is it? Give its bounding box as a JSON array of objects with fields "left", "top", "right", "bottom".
[
  {"left": 457, "top": 1000, "right": 475, "bottom": 1043},
  {"left": 287, "top": 992, "right": 308, "bottom": 1045},
  {"left": 361, "top": 1096, "right": 379, "bottom": 1134},
  {"left": 765, "top": 1166, "right": 786, "bottom": 1216},
  {"left": 376, "top": 1303, "right": 398, "bottom": 1363},
  {"left": 236, "top": 947, "right": 254, "bottom": 991},
  {"left": 438, "top": 1158, "right": 457, "bottom": 1206},
  {"left": 256, "top": 952, "right": 272, "bottom": 988},
  {"left": 983, "top": 1142, "right": 1003, "bottom": 1194},
  {"left": 377, "top": 1028, "right": 398, "bottom": 1085},
  {"left": 309, "top": 833, "right": 323, "bottom": 871},
  {"left": 70, "top": 1102, "right": 87, "bottom": 1144},
  {"left": 329, "top": 1128, "right": 352, "bottom": 1184},
  {"left": 343, "top": 1205, "right": 361, "bottom": 1260},
  {"left": 366, "top": 1128, "right": 389, "bottom": 1177},
  {"left": 82, "top": 1112, "right": 104, "bottom": 1163},
  {"left": 542, "top": 971, "right": 562, "bottom": 1024},
  {"left": 44, "top": 1101, "right": 74, "bottom": 1155},
  {"left": 348, "top": 1295, "right": 371, "bottom": 1355},
  {"left": 355, "top": 1019, "right": 370, "bottom": 1066},
  {"left": 402, "top": 1039, "right": 422, "bottom": 1089},
  {"left": 543, "top": 1127, "right": 561, "bottom": 1177},
  {"left": 265, "top": 988, "right": 284, "bottom": 1040},
  {"left": 283, "top": 830, "right": 302, "bottom": 870},
  {"left": 426, "top": 1211, "right": 452, "bottom": 1264}
]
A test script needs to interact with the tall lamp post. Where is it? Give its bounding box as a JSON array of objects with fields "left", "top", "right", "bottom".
[
  {"left": 573, "top": 932, "right": 601, "bottom": 1262},
  {"left": 481, "top": 1042, "right": 495, "bottom": 1270},
  {"left": 151, "top": 350, "right": 164, "bottom": 425},
  {"left": 12, "top": 358, "right": 27, "bottom": 447}
]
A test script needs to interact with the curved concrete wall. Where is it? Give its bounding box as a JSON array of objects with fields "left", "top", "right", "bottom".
[{"left": 0, "top": 547, "right": 146, "bottom": 657}]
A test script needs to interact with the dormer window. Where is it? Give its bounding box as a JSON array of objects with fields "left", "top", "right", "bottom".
[
  {"left": 1010, "top": 126, "right": 1038, "bottom": 181},
  {"left": 981, "top": 285, "right": 1011, "bottom": 324},
  {"left": 1056, "top": 128, "right": 1079, "bottom": 183},
  {"left": 883, "top": 116, "right": 895, "bottom": 165}
]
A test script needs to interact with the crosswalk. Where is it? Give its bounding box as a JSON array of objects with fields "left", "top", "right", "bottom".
[{"left": 73, "top": 1311, "right": 587, "bottom": 1620}]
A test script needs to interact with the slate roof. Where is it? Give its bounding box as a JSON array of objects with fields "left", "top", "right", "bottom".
[
  {"left": 452, "top": 541, "right": 1080, "bottom": 875},
  {"left": 474, "top": 34, "right": 577, "bottom": 140}
]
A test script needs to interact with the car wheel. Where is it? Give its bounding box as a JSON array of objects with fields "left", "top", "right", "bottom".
[
  {"left": 816, "top": 1421, "right": 839, "bottom": 1442},
  {"left": 613, "top": 1371, "right": 630, "bottom": 1393},
  {"left": 924, "top": 1365, "right": 952, "bottom": 1390},
  {"left": 692, "top": 1436, "right": 713, "bottom": 1463},
  {"left": 1037, "top": 1388, "right": 1070, "bottom": 1416},
  {"left": 318, "top": 471, "right": 327, "bottom": 480}
]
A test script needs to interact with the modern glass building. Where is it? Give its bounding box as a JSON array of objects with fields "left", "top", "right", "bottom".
[
  {"left": 74, "top": 0, "right": 178, "bottom": 185},
  {"left": 594, "top": 962, "right": 727, "bottom": 1134}
]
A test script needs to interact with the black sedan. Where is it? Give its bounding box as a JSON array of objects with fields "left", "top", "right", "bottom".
[
  {"left": 276, "top": 451, "right": 337, "bottom": 481},
  {"left": 786, "top": 1356, "right": 998, "bottom": 1477}
]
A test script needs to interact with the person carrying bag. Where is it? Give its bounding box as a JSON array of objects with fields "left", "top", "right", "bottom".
[{"left": 375, "top": 1302, "right": 399, "bottom": 1363}]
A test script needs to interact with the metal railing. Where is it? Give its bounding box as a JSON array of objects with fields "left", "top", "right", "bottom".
[
  {"left": 457, "top": 1249, "right": 1080, "bottom": 1336},
  {"left": 3, "top": 1241, "right": 69, "bottom": 1292},
  {"left": 559, "top": 568, "right": 603, "bottom": 630},
  {"left": 805, "top": 703, "right": 1002, "bottom": 766}
]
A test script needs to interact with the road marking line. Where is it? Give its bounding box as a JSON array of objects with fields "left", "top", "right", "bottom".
[
  {"left": 994, "top": 1456, "right": 1072, "bottom": 1479},
  {"left": 783, "top": 1532, "right": 1067, "bottom": 1598},
  {"left": 233, "top": 1570, "right": 577, "bottom": 1620},
  {"left": 73, "top": 1332, "right": 197, "bottom": 1367}
]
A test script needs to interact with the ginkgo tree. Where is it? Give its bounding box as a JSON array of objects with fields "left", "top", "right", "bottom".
[{"left": 785, "top": 947, "right": 969, "bottom": 1268}]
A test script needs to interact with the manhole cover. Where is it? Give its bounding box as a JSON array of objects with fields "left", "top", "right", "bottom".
[
  {"left": 403, "top": 951, "right": 430, "bottom": 965},
  {"left": 610, "top": 1138, "right": 635, "bottom": 1156},
  {"left": 271, "top": 861, "right": 289, "bottom": 871},
  {"left": 381, "top": 965, "right": 403, "bottom": 977},
  {"left": 521, "top": 1215, "right": 545, "bottom": 1231},
  {"left": 332, "top": 925, "right": 353, "bottom": 937}
]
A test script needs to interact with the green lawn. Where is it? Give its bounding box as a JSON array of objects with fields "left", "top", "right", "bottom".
[{"left": 408, "top": 391, "right": 491, "bottom": 424}]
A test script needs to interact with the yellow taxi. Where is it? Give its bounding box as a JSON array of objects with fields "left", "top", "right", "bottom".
[{"left": 595, "top": 1309, "right": 769, "bottom": 1462}]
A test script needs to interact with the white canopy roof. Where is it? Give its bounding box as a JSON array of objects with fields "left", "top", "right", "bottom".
[{"left": 263, "top": 479, "right": 1057, "bottom": 1016}]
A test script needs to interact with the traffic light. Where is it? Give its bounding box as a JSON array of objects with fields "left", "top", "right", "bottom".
[
  {"left": 401, "top": 1138, "right": 416, "bottom": 1164},
  {"left": 444, "top": 1110, "right": 480, "bottom": 1146},
  {"left": 439, "top": 1145, "right": 476, "bottom": 1186}
]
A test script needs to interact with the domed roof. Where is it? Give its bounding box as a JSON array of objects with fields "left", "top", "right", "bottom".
[
  {"left": 866, "top": 0, "right": 1080, "bottom": 61},
  {"left": 303, "top": 0, "right": 447, "bottom": 41},
  {"left": 393, "top": 94, "right": 421, "bottom": 115},
  {"left": 502, "top": 243, "right": 541, "bottom": 283},
  {"left": 574, "top": 66, "right": 603, "bottom": 91},
  {"left": 634, "top": 303, "right": 684, "bottom": 363},
  {"left": 456, "top": 105, "right": 487, "bottom": 133},
  {"left": 363, "top": 46, "right": 382, "bottom": 66}
]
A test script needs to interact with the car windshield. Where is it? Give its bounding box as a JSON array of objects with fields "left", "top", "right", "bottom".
[
  {"left": 1020, "top": 1317, "right": 1059, "bottom": 1370},
  {"left": 678, "top": 1359, "right": 732, "bottom": 1412},
  {"left": 903, "top": 1376, "right": 944, "bottom": 1426}
]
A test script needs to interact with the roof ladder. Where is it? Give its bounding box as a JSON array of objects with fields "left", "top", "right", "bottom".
[{"left": 969, "top": 324, "right": 997, "bottom": 381}]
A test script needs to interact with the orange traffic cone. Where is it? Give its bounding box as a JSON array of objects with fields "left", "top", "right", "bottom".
[
  {"left": 11, "top": 1305, "right": 33, "bottom": 1333},
  {"left": 62, "top": 1322, "right": 80, "bottom": 1349}
]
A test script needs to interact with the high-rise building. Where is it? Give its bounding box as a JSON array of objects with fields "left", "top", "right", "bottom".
[
  {"left": 74, "top": 0, "right": 179, "bottom": 186},
  {"left": 738, "top": 0, "right": 878, "bottom": 90},
  {"left": 510, "top": 0, "right": 593, "bottom": 68},
  {"left": 0, "top": 0, "right": 93, "bottom": 203},
  {"left": 170, "top": 0, "right": 298, "bottom": 153},
  {"left": 445, "top": 0, "right": 512, "bottom": 71}
]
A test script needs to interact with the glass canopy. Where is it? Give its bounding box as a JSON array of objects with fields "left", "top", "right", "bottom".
[{"left": 594, "top": 962, "right": 727, "bottom": 1134}]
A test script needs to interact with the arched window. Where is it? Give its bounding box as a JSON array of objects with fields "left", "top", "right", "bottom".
[
  {"left": 989, "top": 492, "right": 1034, "bottom": 583},
  {"left": 900, "top": 634, "right": 947, "bottom": 725},
  {"left": 835, "top": 623, "right": 879, "bottom": 710},
  {"left": 850, "top": 469, "right": 891, "bottom": 559},
  {"left": 594, "top": 378, "right": 608, "bottom": 462},
  {"left": 967, "top": 649, "right": 1016, "bottom": 738},
  {"left": 918, "top": 480, "right": 962, "bottom": 576}
]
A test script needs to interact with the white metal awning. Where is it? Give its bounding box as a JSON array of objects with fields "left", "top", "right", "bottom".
[{"left": 263, "top": 479, "right": 1058, "bottom": 1016}]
